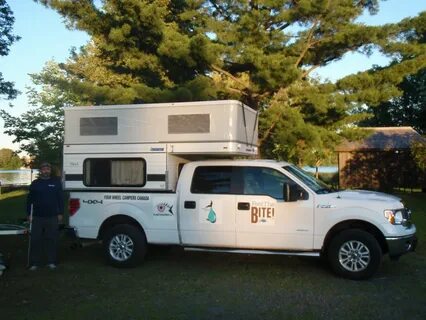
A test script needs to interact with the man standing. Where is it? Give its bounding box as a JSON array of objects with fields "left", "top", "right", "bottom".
[{"left": 27, "top": 162, "right": 64, "bottom": 270}]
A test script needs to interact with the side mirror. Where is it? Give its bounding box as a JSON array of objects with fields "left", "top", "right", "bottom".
[{"left": 283, "top": 183, "right": 309, "bottom": 202}]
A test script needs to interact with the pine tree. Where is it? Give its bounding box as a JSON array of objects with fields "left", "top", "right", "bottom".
[
  {"left": 359, "top": 68, "right": 426, "bottom": 134},
  {"left": 23, "top": 1, "right": 426, "bottom": 165}
]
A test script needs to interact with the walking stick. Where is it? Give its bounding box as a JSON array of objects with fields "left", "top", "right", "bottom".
[{"left": 27, "top": 204, "right": 33, "bottom": 268}]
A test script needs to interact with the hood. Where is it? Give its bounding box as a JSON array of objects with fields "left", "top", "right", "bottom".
[{"left": 335, "top": 190, "right": 401, "bottom": 202}]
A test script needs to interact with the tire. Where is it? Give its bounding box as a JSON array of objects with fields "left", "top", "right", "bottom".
[
  {"left": 327, "top": 229, "right": 382, "bottom": 280},
  {"left": 103, "top": 224, "right": 147, "bottom": 268}
]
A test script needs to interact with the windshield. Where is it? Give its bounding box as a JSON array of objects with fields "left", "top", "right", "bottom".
[{"left": 283, "top": 165, "right": 333, "bottom": 194}]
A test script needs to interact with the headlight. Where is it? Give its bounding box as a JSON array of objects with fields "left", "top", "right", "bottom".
[
  {"left": 394, "top": 210, "right": 404, "bottom": 224},
  {"left": 384, "top": 209, "right": 406, "bottom": 225}
]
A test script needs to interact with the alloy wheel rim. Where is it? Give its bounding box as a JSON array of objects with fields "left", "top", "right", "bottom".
[
  {"left": 338, "top": 240, "right": 370, "bottom": 272},
  {"left": 109, "top": 234, "right": 134, "bottom": 261}
]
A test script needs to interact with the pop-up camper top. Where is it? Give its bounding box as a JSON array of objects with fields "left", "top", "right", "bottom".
[{"left": 63, "top": 100, "right": 258, "bottom": 191}]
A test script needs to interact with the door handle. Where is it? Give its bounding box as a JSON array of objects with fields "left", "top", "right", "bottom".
[
  {"left": 238, "top": 202, "right": 250, "bottom": 210},
  {"left": 184, "top": 201, "right": 196, "bottom": 209}
]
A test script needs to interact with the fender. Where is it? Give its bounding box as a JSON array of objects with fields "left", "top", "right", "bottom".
[{"left": 314, "top": 206, "right": 388, "bottom": 249}]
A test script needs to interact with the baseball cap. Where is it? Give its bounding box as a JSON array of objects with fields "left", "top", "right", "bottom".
[{"left": 40, "top": 162, "right": 52, "bottom": 169}]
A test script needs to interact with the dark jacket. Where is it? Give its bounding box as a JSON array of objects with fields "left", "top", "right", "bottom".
[{"left": 26, "top": 177, "right": 64, "bottom": 217}]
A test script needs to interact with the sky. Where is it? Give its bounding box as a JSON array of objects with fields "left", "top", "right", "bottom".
[{"left": 0, "top": 0, "right": 425, "bottom": 152}]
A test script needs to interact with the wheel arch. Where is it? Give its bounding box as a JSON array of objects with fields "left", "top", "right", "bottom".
[
  {"left": 322, "top": 220, "right": 388, "bottom": 255},
  {"left": 98, "top": 214, "right": 145, "bottom": 240}
]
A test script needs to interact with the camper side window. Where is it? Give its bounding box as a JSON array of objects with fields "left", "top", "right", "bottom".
[{"left": 83, "top": 158, "right": 146, "bottom": 187}]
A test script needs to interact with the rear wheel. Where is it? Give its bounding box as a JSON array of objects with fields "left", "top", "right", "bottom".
[
  {"left": 103, "top": 224, "right": 147, "bottom": 267},
  {"left": 328, "top": 229, "right": 382, "bottom": 280}
]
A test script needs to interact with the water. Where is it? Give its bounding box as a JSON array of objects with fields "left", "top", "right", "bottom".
[{"left": 0, "top": 169, "right": 39, "bottom": 185}]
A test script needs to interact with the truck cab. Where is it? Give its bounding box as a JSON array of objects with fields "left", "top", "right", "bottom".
[{"left": 176, "top": 160, "right": 416, "bottom": 278}]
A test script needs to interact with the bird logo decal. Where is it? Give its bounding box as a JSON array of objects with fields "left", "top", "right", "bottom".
[{"left": 204, "top": 201, "right": 216, "bottom": 223}]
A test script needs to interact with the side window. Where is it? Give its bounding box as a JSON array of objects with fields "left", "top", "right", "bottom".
[
  {"left": 191, "top": 166, "right": 232, "bottom": 194},
  {"left": 80, "top": 117, "right": 118, "bottom": 136},
  {"left": 242, "top": 167, "right": 293, "bottom": 200},
  {"left": 83, "top": 158, "right": 146, "bottom": 187}
]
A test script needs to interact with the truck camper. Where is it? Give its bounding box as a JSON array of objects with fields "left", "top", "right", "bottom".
[
  {"left": 64, "top": 100, "right": 258, "bottom": 191},
  {"left": 64, "top": 100, "right": 416, "bottom": 280}
]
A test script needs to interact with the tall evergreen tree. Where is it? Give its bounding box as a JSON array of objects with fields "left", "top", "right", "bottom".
[
  {"left": 20, "top": 1, "right": 426, "bottom": 165},
  {"left": 359, "top": 68, "right": 426, "bottom": 134},
  {"left": 357, "top": 13, "right": 425, "bottom": 134}
]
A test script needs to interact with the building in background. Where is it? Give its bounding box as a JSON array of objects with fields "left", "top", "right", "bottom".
[{"left": 336, "top": 127, "right": 426, "bottom": 191}]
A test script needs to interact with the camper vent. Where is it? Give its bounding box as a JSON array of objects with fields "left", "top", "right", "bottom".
[
  {"left": 80, "top": 117, "right": 118, "bottom": 136},
  {"left": 168, "top": 114, "right": 210, "bottom": 134}
]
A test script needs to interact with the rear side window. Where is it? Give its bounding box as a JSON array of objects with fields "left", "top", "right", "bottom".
[
  {"left": 80, "top": 117, "right": 118, "bottom": 136},
  {"left": 83, "top": 158, "right": 146, "bottom": 187},
  {"left": 191, "top": 166, "right": 233, "bottom": 194},
  {"left": 168, "top": 114, "right": 210, "bottom": 134}
]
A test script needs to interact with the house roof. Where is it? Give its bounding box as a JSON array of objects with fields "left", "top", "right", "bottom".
[{"left": 336, "top": 127, "right": 425, "bottom": 152}]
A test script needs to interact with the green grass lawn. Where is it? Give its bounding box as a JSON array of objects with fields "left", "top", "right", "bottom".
[{"left": 0, "top": 191, "right": 425, "bottom": 320}]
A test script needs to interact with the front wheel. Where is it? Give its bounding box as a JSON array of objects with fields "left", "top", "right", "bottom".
[
  {"left": 103, "top": 224, "right": 147, "bottom": 268},
  {"left": 328, "top": 229, "right": 382, "bottom": 280}
]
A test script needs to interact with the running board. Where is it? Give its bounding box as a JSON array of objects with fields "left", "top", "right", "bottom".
[{"left": 184, "top": 247, "right": 320, "bottom": 257}]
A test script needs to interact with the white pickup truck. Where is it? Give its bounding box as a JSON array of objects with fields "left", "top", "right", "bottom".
[{"left": 68, "top": 159, "right": 417, "bottom": 280}]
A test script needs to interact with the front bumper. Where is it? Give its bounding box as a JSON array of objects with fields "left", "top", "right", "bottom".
[{"left": 386, "top": 234, "right": 417, "bottom": 257}]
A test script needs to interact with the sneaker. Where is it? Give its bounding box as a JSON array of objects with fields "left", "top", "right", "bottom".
[
  {"left": 47, "top": 264, "right": 57, "bottom": 269},
  {"left": 29, "top": 265, "right": 38, "bottom": 271}
]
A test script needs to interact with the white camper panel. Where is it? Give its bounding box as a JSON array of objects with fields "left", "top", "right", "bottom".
[
  {"left": 64, "top": 100, "right": 258, "bottom": 154},
  {"left": 63, "top": 100, "right": 258, "bottom": 191}
]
